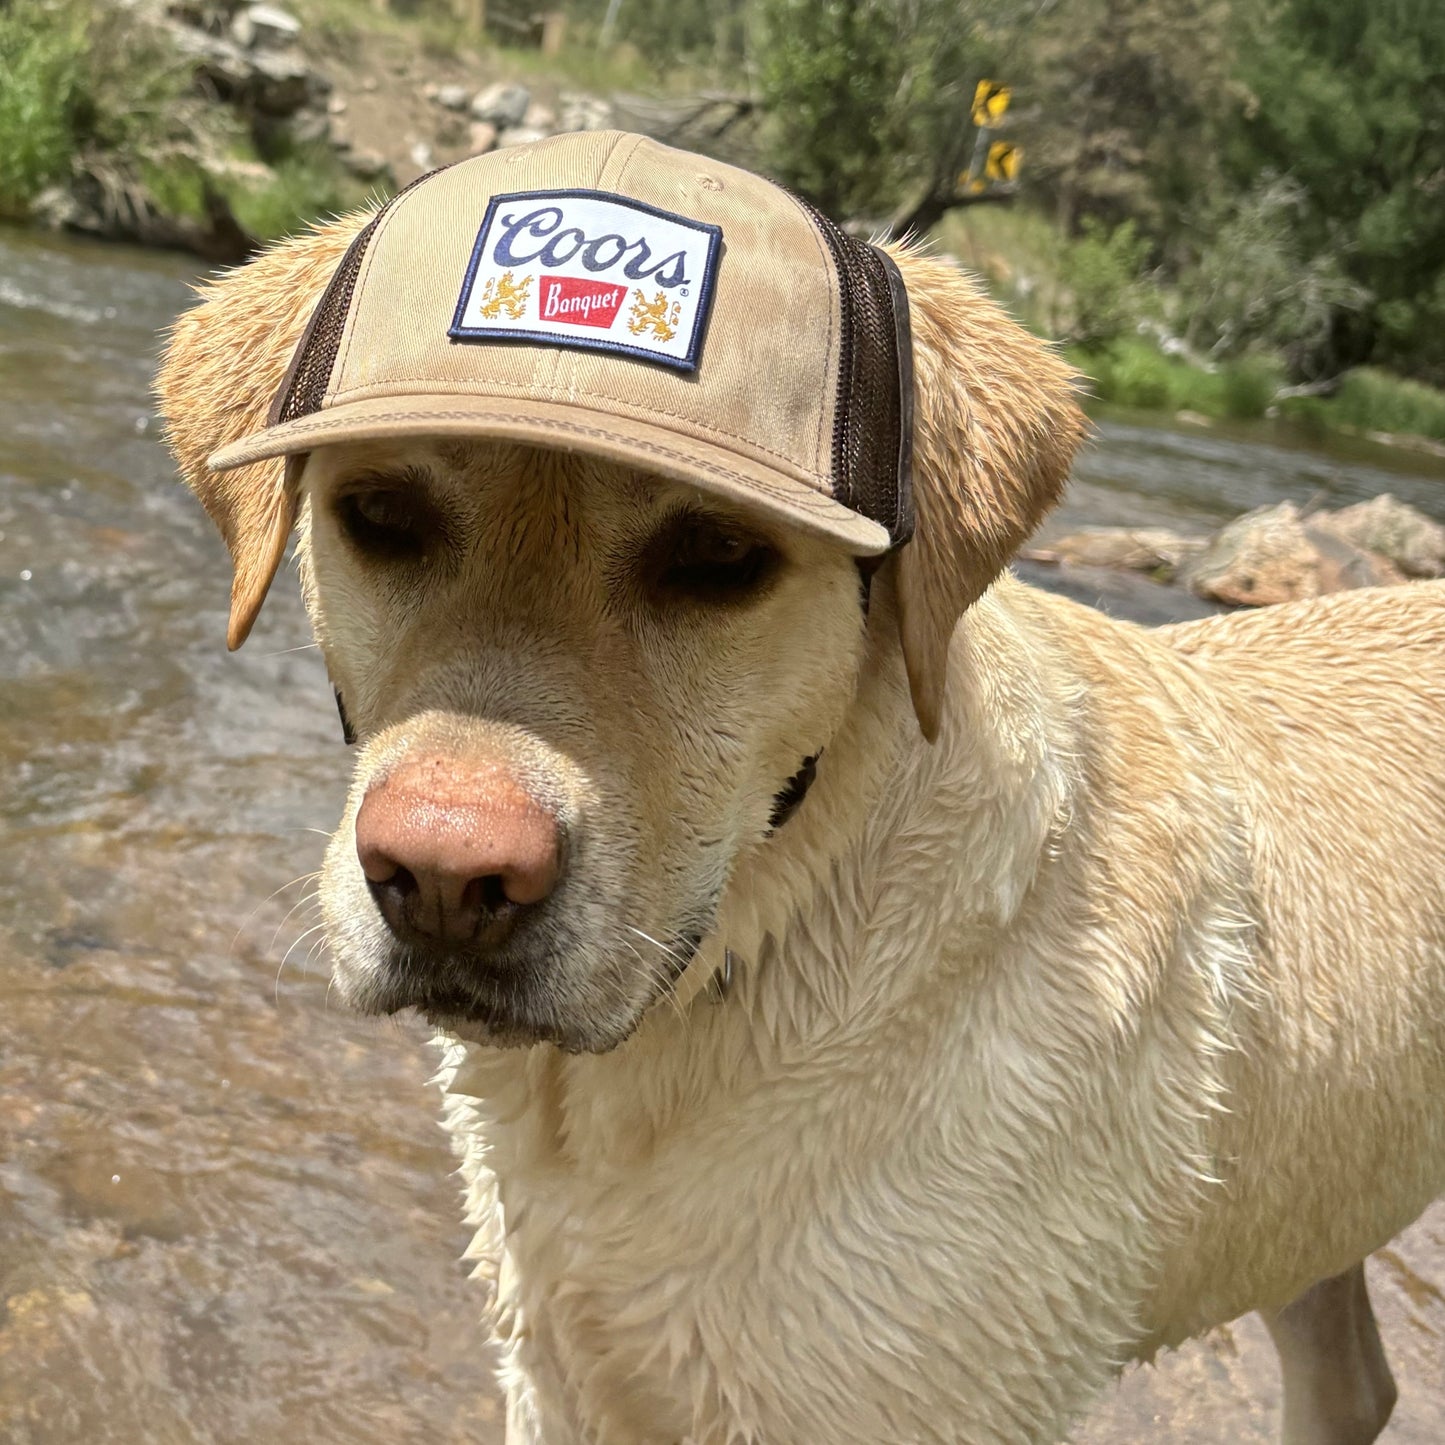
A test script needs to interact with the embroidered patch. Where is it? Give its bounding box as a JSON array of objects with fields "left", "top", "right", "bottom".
[{"left": 449, "top": 189, "right": 722, "bottom": 371}]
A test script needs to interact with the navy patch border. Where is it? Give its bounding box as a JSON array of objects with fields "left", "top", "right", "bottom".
[{"left": 448, "top": 188, "right": 724, "bottom": 373}]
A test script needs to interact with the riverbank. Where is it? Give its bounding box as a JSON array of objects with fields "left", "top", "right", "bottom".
[
  {"left": 0, "top": 0, "right": 655, "bottom": 258},
  {"left": 938, "top": 206, "right": 1445, "bottom": 455},
  {"left": 7, "top": 1, "right": 1445, "bottom": 455}
]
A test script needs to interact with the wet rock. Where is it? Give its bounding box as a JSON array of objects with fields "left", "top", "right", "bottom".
[
  {"left": 434, "top": 83, "right": 471, "bottom": 112},
  {"left": 165, "top": 22, "right": 254, "bottom": 95},
  {"left": 247, "top": 49, "right": 329, "bottom": 116},
  {"left": 282, "top": 106, "right": 331, "bottom": 148},
  {"left": 496, "top": 125, "right": 550, "bottom": 149},
  {"left": 471, "top": 81, "right": 530, "bottom": 128},
  {"left": 467, "top": 120, "right": 498, "bottom": 157},
  {"left": 1186, "top": 501, "right": 1403, "bottom": 607},
  {"left": 1309, "top": 493, "right": 1445, "bottom": 579},
  {"left": 230, "top": 3, "right": 302, "bottom": 52},
  {"left": 1023, "top": 528, "right": 1207, "bottom": 579},
  {"left": 343, "top": 149, "right": 393, "bottom": 184},
  {"left": 558, "top": 91, "right": 613, "bottom": 132},
  {"left": 29, "top": 185, "right": 88, "bottom": 233}
]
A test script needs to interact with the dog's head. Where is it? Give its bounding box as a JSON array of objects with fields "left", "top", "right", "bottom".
[{"left": 158, "top": 179, "right": 1082, "bottom": 1052}]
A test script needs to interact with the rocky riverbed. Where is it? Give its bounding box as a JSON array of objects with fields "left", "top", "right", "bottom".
[{"left": 1024, "top": 491, "right": 1445, "bottom": 608}]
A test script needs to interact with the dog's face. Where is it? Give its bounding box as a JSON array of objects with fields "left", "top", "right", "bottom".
[
  {"left": 156, "top": 210, "right": 1084, "bottom": 1054},
  {"left": 302, "top": 438, "right": 870, "bottom": 1050}
]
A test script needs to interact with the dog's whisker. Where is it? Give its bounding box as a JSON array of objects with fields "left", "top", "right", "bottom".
[
  {"left": 229, "top": 871, "right": 321, "bottom": 960},
  {"left": 275, "top": 921, "right": 329, "bottom": 1000}
]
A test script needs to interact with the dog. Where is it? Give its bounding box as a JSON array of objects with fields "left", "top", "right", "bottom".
[{"left": 157, "top": 133, "right": 1445, "bottom": 1444}]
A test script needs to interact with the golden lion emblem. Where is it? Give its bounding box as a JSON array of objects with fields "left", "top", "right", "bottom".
[
  {"left": 478, "top": 271, "right": 532, "bottom": 320},
  {"left": 627, "top": 289, "right": 681, "bottom": 342}
]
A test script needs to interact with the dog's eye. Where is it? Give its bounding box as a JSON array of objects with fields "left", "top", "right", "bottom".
[
  {"left": 651, "top": 515, "right": 779, "bottom": 603},
  {"left": 334, "top": 488, "right": 434, "bottom": 560}
]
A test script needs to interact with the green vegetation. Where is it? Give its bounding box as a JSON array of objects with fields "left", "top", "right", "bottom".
[
  {"left": 0, "top": 0, "right": 94, "bottom": 214},
  {"left": 735, "top": 0, "right": 1445, "bottom": 434},
  {"left": 226, "top": 145, "right": 367, "bottom": 243},
  {"left": 0, "top": 0, "right": 366, "bottom": 246},
  {"left": 1067, "top": 340, "right": 1281, "bottom": 422},
  {"left": 5, "top": 0, "right": 1444, "bottom": 441},
  {"left": 1280, "top": 371, "right": 1445, "bottom": 444}
]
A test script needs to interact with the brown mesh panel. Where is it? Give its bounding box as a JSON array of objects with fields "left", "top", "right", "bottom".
[
  {"left": 271, "top": 171, "right": 442, "bottom": 426},
  {"left": 794, "top": 199, "right": 915, "bottom": 551}
]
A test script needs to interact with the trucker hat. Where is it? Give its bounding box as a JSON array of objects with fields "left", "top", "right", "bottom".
[{"left": 209, "top": 130, "right": 914, "bottom": 555}]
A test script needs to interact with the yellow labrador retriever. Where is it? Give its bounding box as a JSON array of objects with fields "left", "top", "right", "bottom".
[{"left": 157, "top": 134, "right": 1445, "bottom": 1444}]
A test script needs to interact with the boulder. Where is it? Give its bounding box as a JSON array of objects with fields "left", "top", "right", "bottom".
[
  {"left": 164, "top": 23, "right": 253, "bottom": 96},
  {"left": 471, "top": 81, "right": 530, "bottom": 128},
  {"left": 1022, "top": 528, "right": 1207, "bottom": 579},
  {"left": 283, "top": 106, "right": 331, "bottom": 147},
  {"left": 497, "top": 125, "right": 550, "bottom": 149},
  {"left": 558, "top": 92, "right": 612, "bottom": 132},
  {"left": 523, "top": 101, "right": 557, "bottom": 131},
  {"left": 247, "top": 49, "right": 329, "bottom": 116},
  {"left": 230, "top": 4, "right": 302, "bottom": 51},
  {"left": 1310, "top": 493, "right": 1445, "bottom": 579},
  {"left": 343, "top": 149, "right": 393, "bottom": 184},
  {"left": 1186, "top": 501, "right": 1404, "bottom": 607},
  {"left": 434, "top": 83, "right": 471, "bottom": 112},
  {"left": 467, "top": 120, "right": 499, "bottom": 156}
]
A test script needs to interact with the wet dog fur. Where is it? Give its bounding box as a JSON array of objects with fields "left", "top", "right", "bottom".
[{"left": 158, "top": 204, "right": 1445, "bottom": 1444}]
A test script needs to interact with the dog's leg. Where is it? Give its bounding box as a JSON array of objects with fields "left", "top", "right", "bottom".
[{"left": 1260, "top": 1262, "right": 1397, "bottom": 1445}]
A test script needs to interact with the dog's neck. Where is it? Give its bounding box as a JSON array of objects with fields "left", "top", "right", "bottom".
[{"left": 440, "top": 572, "right": 1082, "bottom": 1166}]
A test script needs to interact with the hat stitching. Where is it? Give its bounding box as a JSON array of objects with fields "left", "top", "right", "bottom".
[
  {"left": 322, "top": 374, "right": 824, "bottom": 478},
  {"left": 783, "top": 188, "right": 840, "bottom": 490},
  {"left": 214, "top": 410, "right": 880, "bottom": 524}
]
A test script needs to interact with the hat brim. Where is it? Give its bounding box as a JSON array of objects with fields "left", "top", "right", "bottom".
[{"left": 207, "top": 394, "right": 891, "bottom": 556}]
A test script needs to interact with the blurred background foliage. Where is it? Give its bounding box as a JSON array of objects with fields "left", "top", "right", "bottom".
[{"left": 2, "top": 0, "right": 1443, "bottom": 430}]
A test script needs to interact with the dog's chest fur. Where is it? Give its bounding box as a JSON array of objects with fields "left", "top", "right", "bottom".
[{"left": 432, "top": 628, "right": 1261, "bottom": 1444}]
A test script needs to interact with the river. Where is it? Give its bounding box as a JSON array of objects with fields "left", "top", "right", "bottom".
[{"left": 1, "top": 226, "right": 1441, "bottom": 1443}]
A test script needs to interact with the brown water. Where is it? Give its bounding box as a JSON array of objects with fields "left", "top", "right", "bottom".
[{"left": 1, "top": 225, "right": 1441, "bottom": 1442}]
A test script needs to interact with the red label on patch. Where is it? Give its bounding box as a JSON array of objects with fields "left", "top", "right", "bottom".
[{"left": 537, "top": 276, "right": 627, "bottom": 329}]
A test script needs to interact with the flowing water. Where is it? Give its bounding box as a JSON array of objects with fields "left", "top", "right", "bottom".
[{"left": 1, "top": 225, "right": 1441, "bottom": 1443}]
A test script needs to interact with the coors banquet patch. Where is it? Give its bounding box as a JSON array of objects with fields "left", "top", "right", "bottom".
[{"left": 450, "top": 190, "right": 723, "bottom": 371}]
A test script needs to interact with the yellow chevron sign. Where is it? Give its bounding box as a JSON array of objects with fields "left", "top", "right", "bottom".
[
  {"left": 971, "top": 80, "right": 1011, "bottom": 128},
  {"left": 985, "top": 141, "right": 1020, "bottom": 183}
]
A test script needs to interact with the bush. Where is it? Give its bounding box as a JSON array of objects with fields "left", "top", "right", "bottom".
[
  {"left": 1315, "top": 370, "right": 1445, "bottom": 442},
  {"left": 1070, "top": 339, "right": 1283, "bottom": 420},
  {"left": 1216, "top": 356, "right": 1282, "bottom": 420},
  {"left": 0, "top": 0, "right": 197, "bottom": 219},
  {"left": 0, "top": 0, "right": 86, "bottom": 213},
  {"left": 1058, "top": 219, "right": 1152, "bottom": 352},
  {"left": 225, "top": 147, "right": 369, "bottom": 243},
  {"left": 1177, "top": 175, "right": 1370, "bottom": 373}
]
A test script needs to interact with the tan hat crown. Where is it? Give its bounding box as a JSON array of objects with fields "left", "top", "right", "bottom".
[{"left": 210, "top": 131, "right": 912, "bottom": 556}]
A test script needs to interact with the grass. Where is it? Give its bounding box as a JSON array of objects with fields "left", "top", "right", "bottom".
[
  {"left": 934, "top": 206, "right": 1074, "bottom": 339},
  {"left": 0, "top": 0, "right": 86, "bottom": 215},
  {"left": 223, "top": 145, "right": 373, "bottom": 243},
  {"left": 939, "top": 208, "right": 1445, "bottom": 440},
  {"left": 1298, "top": 369, "right": 1445, "bottom": 442},
  {"left": 1069, "top": 339, "right": 1284, "bottom": 422}
]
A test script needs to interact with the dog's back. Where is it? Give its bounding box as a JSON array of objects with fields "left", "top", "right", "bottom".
[{"left": 1136, "top": 581, "right": 1445, "bottom": 1342}]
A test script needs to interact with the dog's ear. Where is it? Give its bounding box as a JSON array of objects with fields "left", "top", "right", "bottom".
[
  {"left": 882, "top": 245, "right": 1086, "bottom": 741},
  {"left": 156, "top": 208, "right": 377, "bottom": 649}
]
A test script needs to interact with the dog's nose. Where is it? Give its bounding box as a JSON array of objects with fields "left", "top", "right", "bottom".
[{"left": 355, "top": 756, "right": 562, "bottom": 948}]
